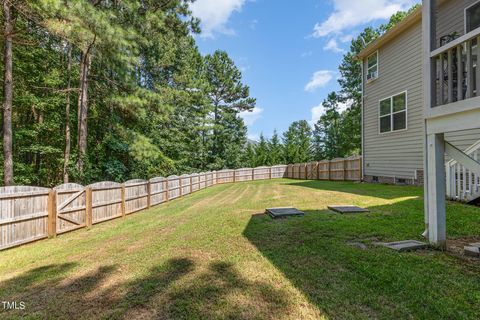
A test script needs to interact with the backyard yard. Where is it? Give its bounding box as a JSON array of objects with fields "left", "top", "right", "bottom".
[{"left": 1, "top": 179, "right": 480, "bottom": 319}]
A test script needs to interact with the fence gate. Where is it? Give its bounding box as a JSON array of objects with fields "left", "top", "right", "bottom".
[{"left": 55, "top": 184, "right": 87, "bottom": 234}]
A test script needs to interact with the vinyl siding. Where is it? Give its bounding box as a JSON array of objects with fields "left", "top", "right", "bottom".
[
  {"left": 362, "top": 7, "right": 480, "bottom": 180},
  {"left": 436, "top": 0, "right": 479, "bottom": 49},
  {"left": 363, "top": 22, "right": 423, "bottom": 179}
]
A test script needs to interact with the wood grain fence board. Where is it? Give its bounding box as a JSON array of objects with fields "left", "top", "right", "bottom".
[{"left": 0, "top": 186, "right": 50, "bottom": 250}]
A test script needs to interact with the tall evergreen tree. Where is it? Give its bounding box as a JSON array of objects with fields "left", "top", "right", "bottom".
[
  {"left": 283, "top": 120, "right": 312, "bottom": 164},
  {"left": 268, "top": 130, "right": 284, "bottom": 165},
  {"left": 203, "top": 50, "right": 255, "bottom": 169}
]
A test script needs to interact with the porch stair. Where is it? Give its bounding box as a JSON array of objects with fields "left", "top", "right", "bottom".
[{"left": 446, "top": 140, "right": 480, "bottom": 202}]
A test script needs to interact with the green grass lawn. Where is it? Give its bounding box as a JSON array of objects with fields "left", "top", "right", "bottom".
[{"left": 1, "top": 179, "right": 480, "bottom": 319}]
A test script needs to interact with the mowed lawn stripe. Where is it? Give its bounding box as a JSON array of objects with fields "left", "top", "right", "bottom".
[{"left": 0, "top": 179, "right": 479, "bottom": 319}]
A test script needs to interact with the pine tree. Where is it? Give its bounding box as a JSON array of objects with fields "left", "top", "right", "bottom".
[
  {"left": 283, "top": 120, "right": 312, "bottom": 164},
  {"left": 268, "top": 131, "right": 284, "bottom": 165}
]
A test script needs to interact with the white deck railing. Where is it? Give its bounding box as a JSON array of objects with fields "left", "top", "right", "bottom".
[
  {"left": 431, "top": 28, "right": 480, "bottom": 107},
  {"left": 446, "top": 140, "right": 480, "bottom": 202}
]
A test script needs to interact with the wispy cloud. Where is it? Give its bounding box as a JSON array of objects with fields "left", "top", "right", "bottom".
[
  {"left": 247, "top": 133, "right": 260, "bottom": 141},
  {"left": 309, "top": 100, "right": 353, "bottom": 126},
  {"left": 323, "top": 39, "right": 345, "bottom": 53},
  {"left": 239, "top": 107, "right": 263, "bottom": 126},
  {"left": 190, "top": 0, "right": 248, "bottom": 38},
  {"left": 301, "top": 50, "right": 313, "bottom": 58},
  {"left": 304, "top": 70, "right": 335, "bottom": 92},
  {"left": 312, "top": 0, "right": 418, "bottom": 37}
]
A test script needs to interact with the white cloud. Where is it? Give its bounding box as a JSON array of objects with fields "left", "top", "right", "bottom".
[
  {"left": 239, "top": 107, "right": 263, "bottom": 126},
  {"left": 340, "top": 34, "right": 354, "bottom": 43},
  {"left": 190, "top": 0, "right": 247, "bottom": 38},
  {"left": 301, "top": 50, "right": 313, "bottom": 58},
  {"left": 312, "top": 0, "right": 418, "bottom": 37},
  {"left": 305, "top": 70, "right": 335, "bottom": 92},
  {"left": 309, "top": 99, "right": 353, "bottom": 126},
  {"left": 247, "top": 133, "right": 260, "bottom": 141},
  {"left": 323, "top": 39, "right": 345, "bottom": 53}
]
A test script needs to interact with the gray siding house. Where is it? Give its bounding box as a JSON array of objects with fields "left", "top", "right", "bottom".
[{"left": 358, "top": 1, "right": 480, "bottom": 189}]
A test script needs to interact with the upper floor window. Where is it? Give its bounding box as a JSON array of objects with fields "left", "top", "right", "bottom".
[
  {"left": 367, "top": 52, "right": 378, "bottom": 81},
  {"left": 466, "top": 1, "right": 480, "bottom": 33},
  {"left": 379, "top": 92, "right": 407, "bottom": 133}
]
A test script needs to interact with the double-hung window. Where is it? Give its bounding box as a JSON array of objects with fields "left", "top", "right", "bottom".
[
  {"left": 379, "top": 92, "right": 407, "bottom": 133},
  {"left": 367, "top": 52, "right": 378, "bottom": 81},
  {"left": 466, "top": 1, "right": 480, "bottom": 33}
]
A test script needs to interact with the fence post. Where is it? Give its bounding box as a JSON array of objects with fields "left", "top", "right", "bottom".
[
  {"left": 304, "top": 163, "right": 308, "bottom": 180},
  {"left": 316, "top": 162, "right": 320, "bottom": 180},
  {"left": 147, "top": 181, "right": 151, "bottom": 209},
  {"left": 190, "top": 175, "right": 193, "bottom": 193},
  {"left": 179, "top": 177, "right": 183, "bottom": 197},
  {"left": 269, "top": 166, "right": 272, "bottom": 179},
  {"left": 166, "top": 179, "right": 170, "bottom": 202},
  {"left": 328, "top": 161, "right": 331, "bottom": 181},
  {"left": 121, "top": 184, "right": 126, "bottom": 217},
  {"left": 343, "top": 159, "right": 347, "bottom": 181},
  {"left": 86, "top": 187, "right": 93, "bottom": 226},
  {"left": 233, "top": 170, "right": 236, "bottom": 183},
  {"left": 47, "top": 190, "right": 57, "bottom": 238},
  {"left": 358, "top": 157, "right": 362, "bottom": 181},
  {"left": 252, "top": 168, "right": 255, "bottom": 181}
]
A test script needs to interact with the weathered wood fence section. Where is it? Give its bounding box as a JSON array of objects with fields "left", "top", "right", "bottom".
[
  {"left": 285, "top": 157, "right": 362, "bottom": 181},
  {"left": 0, "top": 156, "right": 361, "bottom": 250}
]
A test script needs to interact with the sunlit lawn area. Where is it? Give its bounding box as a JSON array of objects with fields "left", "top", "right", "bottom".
[{"left": 1, "top": 179, "right": 480, "bottom": 319}]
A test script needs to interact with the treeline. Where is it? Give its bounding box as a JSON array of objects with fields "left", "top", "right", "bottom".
[
  {"left": 0, "top": 2, "right": 417, "bottom": 187},
  {"left": 0, "top": 1, "right": 255, "bottom": 187},
  {"left": 245, "top": 5, "right": 420, "bottom": 167}
]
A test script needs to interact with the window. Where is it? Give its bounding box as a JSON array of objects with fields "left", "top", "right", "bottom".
[
  {"left": 367, "top": 52, "right": 378, "bottom": 81},
  {"left": 466, "top": 1, "right": 480, "bottom": 33},
  {"left": 379, "top": 92, "right": 407, "bottom": 133}
]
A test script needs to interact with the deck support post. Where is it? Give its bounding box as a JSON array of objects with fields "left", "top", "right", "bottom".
[{"left": 426, "top": 133, "right": 446, "bottom": 248}]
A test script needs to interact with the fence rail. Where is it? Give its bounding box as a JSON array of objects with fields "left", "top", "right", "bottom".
[{"left": 0, "top": 156, "right": 361, "bottom": 250}]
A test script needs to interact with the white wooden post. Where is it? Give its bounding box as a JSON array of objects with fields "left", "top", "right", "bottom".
[
  {"left": 427, "top": 133, "right": 446, "bottom": 248},
  {"left": 422, "top": 0, "right": 435, "bottom": 239}
]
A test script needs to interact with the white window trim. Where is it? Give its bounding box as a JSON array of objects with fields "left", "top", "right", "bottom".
[
  {"left": 378, "top": 90, "right": 408, "bottom": 135},
  {"left": 464, "top": 0, "right": 480, "bottom": 34},
  {"left": 366, "top": 51, "right": 379, "bottom": 83}
]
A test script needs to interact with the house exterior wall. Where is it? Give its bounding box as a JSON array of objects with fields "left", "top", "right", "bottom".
[
  {"left": 363, "top": 22, "right": 424, "bottom": 183},
  {"left": 362, "top": 3, "right": 480, "bottom": 185},
  {"left": 436, "top": 0, "right": 478, "bottom": 48}
]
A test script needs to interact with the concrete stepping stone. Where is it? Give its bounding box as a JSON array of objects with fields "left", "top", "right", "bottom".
[
  {"left": 265, "top": 207, "right": 304, "bottom": 219},
  {"left": 327, "top": 205, "right": 369, "bottom": 214},
  {"left": 464, "top": 246, "right": 480, "bottom": 258},
  {"left": 377, "top": 240, "right": 428, "bottom": 252}
]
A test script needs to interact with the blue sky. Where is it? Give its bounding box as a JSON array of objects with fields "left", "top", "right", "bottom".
[{"left": 190, "top": 0, "right": 419, "bottom": 141}]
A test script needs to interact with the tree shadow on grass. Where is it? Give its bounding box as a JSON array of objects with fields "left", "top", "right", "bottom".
[
  {"left": 243, "top": 203, "right": 480, "bottom": 319},
  {"left": 0, "top": 257, "right": 293, "bottom": 319},
  {"left": 285, "top": 180, "right": 422, "bottom": 200},
  {"left": 123, "top": 259, "right": 293, "bottom": 319}
]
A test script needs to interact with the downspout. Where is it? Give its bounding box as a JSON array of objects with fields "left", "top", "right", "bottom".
[{"left": 360, "top": 59, "right": 365, "bottom": 181}]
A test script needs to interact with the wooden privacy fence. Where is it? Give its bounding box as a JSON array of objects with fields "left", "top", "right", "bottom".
[
  {"left": 285, "top": 156, "right": 362, "bottom": 181},
  {"left": 0, "top": 156, "right": 361, "bottom": 251}
]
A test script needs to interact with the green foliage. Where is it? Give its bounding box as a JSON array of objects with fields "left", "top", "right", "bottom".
[
  {"left": 2, "top": 0, "right": 255, "bottom": 186},
  {"left": 283, "top": 120, "right": 312, "bottom": 164},
  {"left": 203, "top": 50, "right": 254, "bottom": 170}
]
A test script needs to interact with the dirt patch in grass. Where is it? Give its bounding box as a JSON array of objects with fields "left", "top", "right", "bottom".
[{"left": 447, "top": 236, "right": 480, "bottom": 258}]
